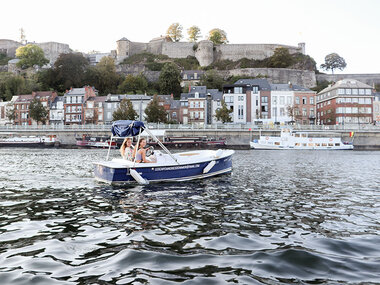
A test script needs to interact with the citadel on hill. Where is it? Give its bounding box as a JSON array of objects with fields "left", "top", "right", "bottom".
[
  {"left": 112, "top": 36, "right": 306, "bottom": 66},
  {"left": 0, "top": 37, "right": 305, "bottom": 67}
]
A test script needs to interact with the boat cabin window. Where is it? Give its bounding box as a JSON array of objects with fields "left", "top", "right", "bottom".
[
  {"left": 301, "top": 134, "right": 307, "bottom": 138},
  {"left": 295, "top": 134, "right": 300, "bottom": 137},
  {"left": 302, "top": 143, "right": 307, "bottom": 147},
  {"left": 295, "top": 143, "right": 300, "bottom": 146},
  {"left": 328, "top": 143, "right": 334, "bottom": 147},
  {"left": 308, "top": 143, "right": 314, "bottom": 147},
  {"left": 315, "top": 143, "right": 321, "bottom": 147},
  {"left": 274, "top": 142, "right": 280, "bottom": 145},
  {"left": 335, "top": 143, "right": 340, "bottom": 146},
  {"left": 322, "top": 143, "right": 327, "bottom": 146}
]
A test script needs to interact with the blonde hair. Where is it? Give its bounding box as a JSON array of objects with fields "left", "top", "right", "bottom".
[{"left": 120, "top": 137, "right": 132, "bottom": 157}]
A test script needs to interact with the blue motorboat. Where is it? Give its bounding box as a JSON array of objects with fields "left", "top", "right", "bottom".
[{"left": 94, "top": 120, "right": 234, "bottom": 184}]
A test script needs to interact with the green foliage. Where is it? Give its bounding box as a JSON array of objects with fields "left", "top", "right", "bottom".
[
  {"left": 214, "top": 100, "right": 232, "bottom": 123},
  {"left": 41, "top": 53, "right": 89, "bottom": 92},
  {"left": 144, "top": 95, "right": 168, "bottom": 123},
  {"left": 118, "top": 74, "right": 148, "bottom": 94},
  {"left": 199, "top": 70, "right": 224, "bottom": 91},
  {"left": 320, "top": 53, "right": 347, "bottom": 74},
  {"left": 15, "top": 44, "right": 49, "bottom": 69},
  {"left": 112, "top": 98, "right": 138, "bottom": 121},
  {"left": 291, "top": 53, "right": 317, "bottom": 71},
  {"left": 187, "top": 26, "right": 201, "bottom": 42},
  {"left": 85, "top": 56, "right": 121, "bottom": 95},
  {"left": 208, "top": 29, "right": 228, "bottom": 45},
  {"left": 268, "top": 47, "right": 294, "bottom": 68},
  {"left": 29, "top": 98, "right": 48, "bottom": 124},
  {"left": 173, "top": 56, "right": 200, "bottom": 70},
  {"left": 192, "top": 43, "right": 198, "bottom": 51},
  {"left": 0, "top": 52, "right": 12, "bottom": 65},
  {"left": 0, "top": 72, "right": 40, "bottom": 101},
  {"left": 226, "top": 74, "right": 267, "bottom": 85},
  {"left": 311, "top": 80, "right": 332, "bottom": 93},
  {"left": 166, "top": 23, "right": 183, "bottom": 42},
  {"left": 121, "top": 52, "right": 169, "bottom": 65},
  {"left": 158, "top": 62, "right": 182, "bottom": 98}
]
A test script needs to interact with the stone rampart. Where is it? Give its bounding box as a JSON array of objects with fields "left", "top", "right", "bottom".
[
  {"left": 216, "top": 44, "right": 302, "bottom": 62},
  {"left": 161, "top": 42, "right": 195, "bottom": 59},
  {"left": 316, "top": 73, "right": 380, "bottom": 86},
  {"left": 218, "top": 68, "right": 316, "bottom": 88},
  {"left": 36, "top": 42, "right": 71, "bottom": 64},
  {"left": 0, "top": 39, "right": 22, "bottom": 57}
]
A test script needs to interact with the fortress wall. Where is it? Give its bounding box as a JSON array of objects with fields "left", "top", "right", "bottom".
[
  {"left": 0, "top": 39, "right": 22, "bottom": 57},
  {"left": 162, "top": 42, "right": 195, "bottom": 58},
  {"left": 217, "top": 44, "right": 302, "bottom": 61},
  {"left": 316, "top": 73, "right": 380, "bottom": 86},
  {"left": 129, "top": 42, "right": 148, "bottom": 56},
  {"left": 218, "top": 68, "right": 316, "bottom": 88},
  {"left": 147, "top": 41, "right": 163, "bottom": 55},
  {"left": 36, "top": 42, "right": 71, "bottom": 64}
]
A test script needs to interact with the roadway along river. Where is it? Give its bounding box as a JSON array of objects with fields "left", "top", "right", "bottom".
[{"left": 0, "top": 148, "right": 379, "bottom": 284}]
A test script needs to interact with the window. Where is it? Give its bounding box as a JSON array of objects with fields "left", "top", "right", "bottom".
[
  {"left": 365, "top": 89, "right": 371, "bottom": 95},
  {"left": 287, "top": 96, "right": 292, "bottom": 105},
  {"left": 346, "top": 89, "right": 352, "bottom": 95},
  {"left": 302, "top": 108, "right": 307, "bottom": 116},
  {"left": 310, "top": 97, "right": 314, "bottom": 104},
  {"left": 295, "top": 97, "right": 300, "bottom": 104},
  {"left": 352, "top": 97, "right": 358, "bottom": 103},
  {"left": 279, "top": 96, "right": 285, "bottom": 105},
  {"left": 190, "top": 101, "right": 194, "bottom": 108},
  {"left": 252, "top": 86, "right": 258, "bottom": 94},
  {"left": 280, "top": 108, "right": 285, "bottom": 116},
  {"left": 238, "top": 105, "right": 244, "bottom": 119},
  {"left": 365, "top": 98, "right": 372, "bottom": 104},
  {"left": 183, "top": 109, "right": 188, "bottom": 115},
  {"left": 359, "top": 98, "right": 365, "bottom": 104},
  {"left": 302, "top": 97, "right": 307, "bottom": 104},
  {"left": 310, "top": 108, "right": 314, "bottom": 116},
  {"left": 224, "top": 96, "right": 233, "bottom": 103},
  {"left": 262, "top": 96, "right": 268, "bottom": 103},
  {"left": 272, "top": 96, "right": 277, "bottom": 104},
  {"left": 345, "top": 97, "right": 351, "bottom": 103},
  {"left": 195, "top": 101, "right": 199, "bottom": 108},
  {"left": 200, "top": 112, "right": 204, "bottom": 119},
  {"left": 234, "top": 87, "right": 243, "bottom": 94},
  {"left": 352, "top": 89, "right": 358, "bottom": 95},
  {"left": 352, "top": 107, "right": 358, "bottom": 113},
  {"left": 261, "top": 106, "right": 268, "bottom": 112},
  {"left": 238, "top": 96, "right": 244, "bottom": 101},
  {"left": 359, "top": 89, "right": 364, "bottom": 95},
  {"left": 338, "top": 89, "right": 345, "bottom": 95}
]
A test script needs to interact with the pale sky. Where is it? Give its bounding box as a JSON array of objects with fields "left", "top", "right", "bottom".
[{"left": 1, "top": 0, "right": 379, "bottom": 74}]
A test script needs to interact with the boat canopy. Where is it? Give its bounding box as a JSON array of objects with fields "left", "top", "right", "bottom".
[{"left": 111, "top": 120, "right": 146, "bottom": 137}]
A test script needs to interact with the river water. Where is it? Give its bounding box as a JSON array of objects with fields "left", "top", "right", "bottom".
[{"left": 0, "top": 148, "right": 379, "bottom": 284}]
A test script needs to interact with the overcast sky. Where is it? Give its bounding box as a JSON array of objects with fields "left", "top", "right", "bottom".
[{"left": 1, "top": 0, "right": 379, "bottom": 74}]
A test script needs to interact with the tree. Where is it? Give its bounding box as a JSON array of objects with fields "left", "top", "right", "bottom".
[
  {"left": 112, "top": 98, "right": 138, "bottom": 121},
  {"left": 118, "top": 74, "right": 148, "bottom": 94},
  {"left": 158, "top": 62, "right": 182, "bottom": 98},
  {"left": 268, "top": 47, "right": 293, "bottom": 68},
  {"left": 53, "top": 53, "right": 89, "bottom": 92},
  {"left": 0, "top": 72, "right": 39, "bottom": 101},
  {"left": 85, "top": 56, "right": 121, "bottom": 95},
  {"left": 320, "top": 53, "right": 347, "bottom": 74},
  {"left": 215, "top": 100, "right": 232, "bottom": 123},
  {"left": 208, "top": 29, "right": 228, "bottom": 45},
  {"left": 6, "top": 103, "right": 15, "bottom": 122},
  {"left": 29, "top": 98, "right": 48, "bottom": 124},
  {"left": 286, "top": 105, "right": 301, "bottom": 123},
  {"left": 144, "top": 95, "right": 168, "bottom": 123},
  {"left": 199, "top": 70, "right": 224, "bottom": 91},
  {"left": 15, "top": 44, "right": 49, "bottom": 69},
  {"left": 166, "top": 23, "right": 183, "bottom": 42},
  {"left": 187, "top": 26, "right": 201, "bottom": 42}
]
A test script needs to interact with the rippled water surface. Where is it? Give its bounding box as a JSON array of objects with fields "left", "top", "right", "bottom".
[{"left": 0, "top": 148, "right": 380, "bottom": 284}]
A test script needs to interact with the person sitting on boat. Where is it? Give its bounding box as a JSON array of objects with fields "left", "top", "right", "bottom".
[
  {"left": 134, "top": 138, "right": 155, "bottom": 163},
  {"left": 120, "top": 137, "right": 134, "bottom": 161}
]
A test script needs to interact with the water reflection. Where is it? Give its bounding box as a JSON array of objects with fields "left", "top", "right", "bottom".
[{"left": 0, "top": 148, "right": 380, "bottom": 284}]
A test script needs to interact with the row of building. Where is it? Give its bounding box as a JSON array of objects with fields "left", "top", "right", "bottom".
[{"left": 0, "top": 79, "right": 379, "bottom": 126}]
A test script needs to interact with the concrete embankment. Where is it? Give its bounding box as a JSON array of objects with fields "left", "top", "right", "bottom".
[{"left": 1, "top": 128, "right": 380, "bottom": 150}]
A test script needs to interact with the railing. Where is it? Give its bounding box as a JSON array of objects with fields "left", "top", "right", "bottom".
[{"left": 0, "top": 123, "right": 379, "bottom": 132}]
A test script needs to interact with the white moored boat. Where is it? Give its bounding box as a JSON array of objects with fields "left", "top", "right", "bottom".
[
  {"left": 250, "top": 128, "right": 354, "bottom": 150},
  {"left": 94, "top": 120, "right": 234, "bottom": 184}
]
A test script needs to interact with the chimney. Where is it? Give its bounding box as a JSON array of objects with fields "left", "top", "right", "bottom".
[
  {"left": 171, "top": 93, "right": 174, "bottom": 99},
  {"left": 288, "top": 81, "right": 293, "bottom": 89},
  {"left": 188, "top": 85, "right": 191, "bottom": 93}
]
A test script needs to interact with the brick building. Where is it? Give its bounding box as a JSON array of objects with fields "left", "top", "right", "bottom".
[
  {"left": 316, "top": 79, "right": 374, "bottom": 125},
  {"left": 63, "top": 86, "right": 97, "bottom": 125}
]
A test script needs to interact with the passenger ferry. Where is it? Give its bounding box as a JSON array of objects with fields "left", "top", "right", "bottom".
[
  {"left": 250, "top": 129, "right": 354, "bottom": 150},
  {"left": 0, "top": 135, "right": 60, "bottom": 147}
]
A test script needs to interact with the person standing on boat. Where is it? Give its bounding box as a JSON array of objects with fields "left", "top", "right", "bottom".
[
  {"left": 120, "top": 138, "right": 134, "bottom": 161},
  {"left": 134, "top": 138, "right": 152, "bottom": 163}
]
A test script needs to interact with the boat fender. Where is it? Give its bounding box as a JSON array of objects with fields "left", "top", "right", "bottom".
[
  {"left": 214, "top": 149, "right": 223, "bottom": 158},
  {"left": 130, "top": 169, "right": 149, "bottom": 184},
  {"left": 203, "top": 160, "right": 216, "bottom": 174}
]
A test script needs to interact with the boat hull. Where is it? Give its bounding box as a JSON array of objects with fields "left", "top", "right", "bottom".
[
  {"left": 94, "top": 152, "right": 233, "bottom": 184},
  {"left": 250, "top": 142, "right": 354, "bottom": 150}
]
